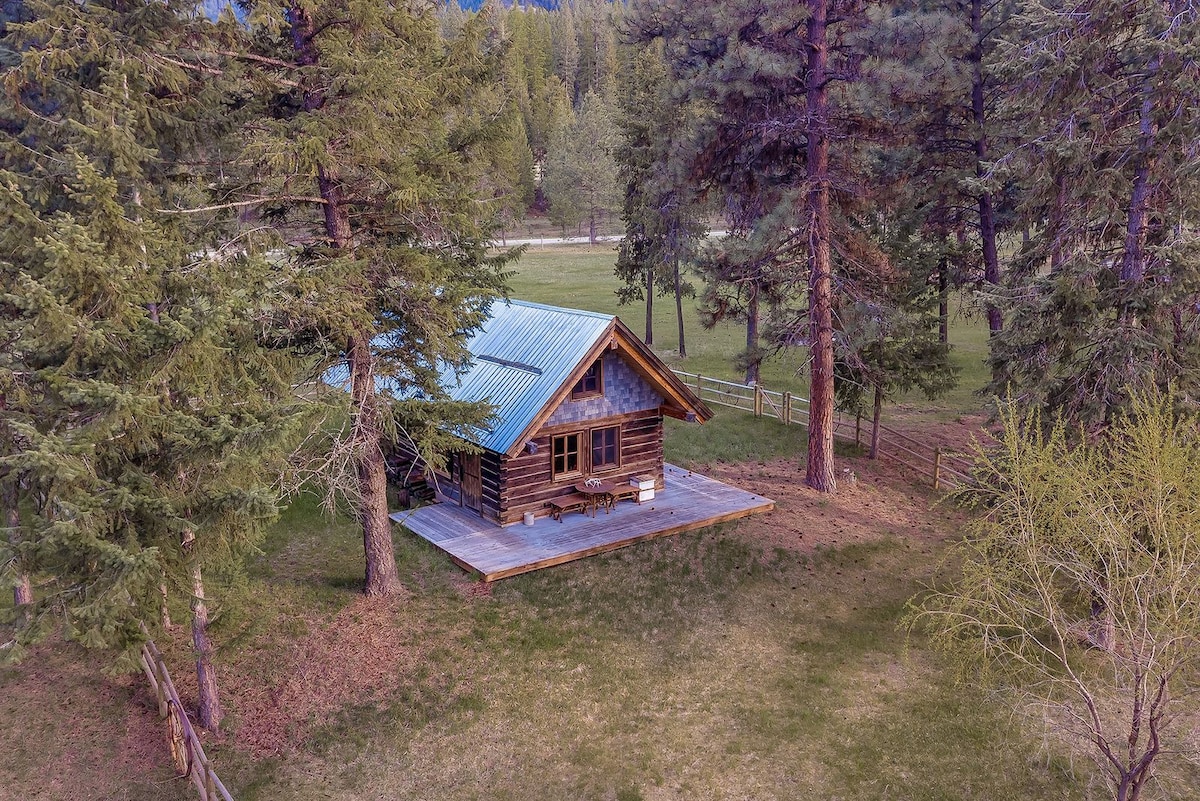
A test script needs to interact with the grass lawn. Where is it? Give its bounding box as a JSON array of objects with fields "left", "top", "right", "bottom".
[
  {"left": 507, "top": 246, "right": 994, "bottom": 423},
  {"left": 212, "top": 521, "right": 1085, "bottom": 801}
]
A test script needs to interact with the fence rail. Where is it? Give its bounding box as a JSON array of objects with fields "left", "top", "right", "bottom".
[
  {"left": 139, "top": 639, "right": 233, "bottom": 801},
  {"left": 672, "top": 369, "right": 973, "bottom": 490}
]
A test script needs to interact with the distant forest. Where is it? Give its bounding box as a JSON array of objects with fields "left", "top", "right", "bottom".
[{"left": 457, "top": 0, "right": 558, "bottom": 9}]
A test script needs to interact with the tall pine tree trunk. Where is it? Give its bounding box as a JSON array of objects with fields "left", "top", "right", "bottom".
[
  {"left": 745, "top": 283, "right": 760, "bottom": 385},
  {"left": 674, "top": 256, "right": 687, "bottom": 358},
  {"left": 1119, "top": 58, "right": 1158, "bottom": 287},
  {"left": 349, "top": 329, "right": 402, "bottom": 596},
  {"left": 1, "top": 391, "right": 30, "bottom": 607},
  {"left": 804, "top": 0, "right": 836, "bottom": 493},
  {"left": 938, "top": 255, "right": 950, "bottom": 344},
  {"left": 159, "top": 581, "right": 172, "bottom": 629},
  {"left": 870, "top": 382, "right": 883, "bottom": 460},
  {"left": 645, "top": 263, "right": 654, "bottom": 345},
  {"left": 190, "top": 560, "right": 221, "bottom": 731},
  {"left": 972, "top": 0, "right": 1002, "bottom": 336},
  {"left": 6, "top": 491, "right": 31, "bottom": 607},
  {"left": 291, "top": 3, "right": 401, "bottom": 597}
]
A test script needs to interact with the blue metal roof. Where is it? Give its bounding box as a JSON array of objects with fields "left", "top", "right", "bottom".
[
  {"left": 441, "top": 300, "right": 615, "bottom": 453},
  {"left": 325, "top": 300, "right": 617, "bottom": 455}
]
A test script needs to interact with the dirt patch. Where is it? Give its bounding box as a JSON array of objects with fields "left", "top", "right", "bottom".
[
  {"left": 696, "top": 448, "right": 965, "bottom": 558},
  {"left": 0, "top": 638, "right": 171, "bottom": 801},
  {"left": 220, "top": 594, "right": 442, "bottom": 757}
]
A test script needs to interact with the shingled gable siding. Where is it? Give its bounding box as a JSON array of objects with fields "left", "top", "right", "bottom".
[
  {"left": 496, "top": 352, "right": 666, "bottom": 525},
  {"left": 544, "top": 352, "right": 663, "bottom": 426}
]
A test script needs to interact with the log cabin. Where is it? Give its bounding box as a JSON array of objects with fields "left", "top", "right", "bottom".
[{"left": 392, "top": 299, "right": 713, "bottom": 525}]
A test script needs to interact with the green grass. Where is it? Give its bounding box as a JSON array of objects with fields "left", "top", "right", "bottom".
[
  {"left": 508, "top": 247, "right": 812, "bottom": 393},
  {"left": 208, "top": 523, "right": 1085, "bottom": 801},
  {"left": 508, "top": 246, "right": 993, "bottom": 420}
]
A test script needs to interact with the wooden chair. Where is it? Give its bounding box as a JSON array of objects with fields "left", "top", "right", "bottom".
[
  {"left": 548, "top": 493, "right": 591, "bottom": 522},
  {"left": 607, "top": 484, "right": 641, "bottom": 507}
]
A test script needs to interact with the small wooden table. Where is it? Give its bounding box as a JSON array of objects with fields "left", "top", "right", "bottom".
[{"left": 574, "top": 480, "right": 616, "bottom": 517}]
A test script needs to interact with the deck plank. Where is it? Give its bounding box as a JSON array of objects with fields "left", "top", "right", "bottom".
[{"left": 390, "top": 464, "right": 774, "bottom": 581}]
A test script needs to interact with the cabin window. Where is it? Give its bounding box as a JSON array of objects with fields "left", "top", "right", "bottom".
[
  {"left": 572, "top": 359, "right": 603, "bottom": 398},
  {"left": 552, "top": 433, "right": 581, "bottom": 478},
  {"left": 591, "top": 426, "right": 620, "bottom": 470}
]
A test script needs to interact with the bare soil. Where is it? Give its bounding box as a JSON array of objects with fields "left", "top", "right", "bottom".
[
  {"left": 220, "top": 594, "right": 443, "bottom": 757},
  {"left": 0, "top": 638, "right": 172, "bottom": 801}
]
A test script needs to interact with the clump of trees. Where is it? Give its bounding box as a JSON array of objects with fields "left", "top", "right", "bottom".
[
  {"left": 1, "top": 0, "right": 513, "bottom": 731},
  {"left": 985, "top": 0, "right": 1200, "bottom": 430},
  {"left": 911, "top": 394, "right": 1200, "bottom": 801}
]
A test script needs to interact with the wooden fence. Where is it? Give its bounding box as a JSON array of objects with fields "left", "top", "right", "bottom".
[
  {"left": 139, "top": 639, "right": 234, "bottom": 801},
  {"left": 672, "top": 370, "right": 973, "bottom": 490}
]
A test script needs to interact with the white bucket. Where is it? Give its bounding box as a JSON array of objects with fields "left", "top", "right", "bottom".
[{"left": 523, "top": 511, "right": 535, "bottom": 526}]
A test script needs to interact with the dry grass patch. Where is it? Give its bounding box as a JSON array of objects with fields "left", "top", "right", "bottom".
[{"left": 0, "top": 638, "right": 176, "bottom": 801}]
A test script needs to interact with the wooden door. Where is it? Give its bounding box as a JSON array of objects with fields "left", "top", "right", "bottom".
[{"left": 461, "top": 453, "right": 482, "bottom": 514}]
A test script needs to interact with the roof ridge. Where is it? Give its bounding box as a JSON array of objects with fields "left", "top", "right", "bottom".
[{"left": 504, "top": 298, "right": 614, "bottom": 321}]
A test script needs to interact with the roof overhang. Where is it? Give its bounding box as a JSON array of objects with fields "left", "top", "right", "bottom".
[{"left": 502, "top": 318, "right": 713, "bottom": 458}]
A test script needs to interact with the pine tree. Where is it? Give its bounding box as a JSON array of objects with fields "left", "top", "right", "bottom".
[
  {"left": 543, "top": 89, "right": 622, "bottom": 242},
  {"left": 872, "top": 0, "right": 1020, "bottom": 346},
  {"left": 630, "top": 0, "right": 892, "bottom": 492},
  {"left": 833, "top": 216, "right": 958, "bottom": 457},
  {"left": 233, "top": 1, "right": 512, "bottom": 596},
  {"left": 0, "top": 0, "right": 307, "bottom": 730},
  {"left": 574, "top": 0, "right": 620, "bottom": 100},
  {"left": 987, "top": 0, "right": 1200, "bottom": 429},
  {"left": 614, "top": 39, "right": 702, "bottom": 351},
  {"left": 550, "top": 1, "right": 580, "bottom": 98}
]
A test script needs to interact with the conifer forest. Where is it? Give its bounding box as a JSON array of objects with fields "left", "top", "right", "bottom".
[{"left": 1, "top": 1, "right": 1198, "bottom": 800}]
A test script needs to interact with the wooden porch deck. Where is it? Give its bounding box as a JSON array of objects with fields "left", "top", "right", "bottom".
[{"left": 389, "top": 464, "right": 774, "bottom": 582}]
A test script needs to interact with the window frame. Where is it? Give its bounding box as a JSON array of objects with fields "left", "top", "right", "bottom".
[
  {"left": 589, "top": 425, "right": 621, "bottom": 472},
  {"left": 551, "top": 432, "right": 583, "bottom": 480},
  {"left": 571, "top": 358, "right": 603, "bottom": 399}
]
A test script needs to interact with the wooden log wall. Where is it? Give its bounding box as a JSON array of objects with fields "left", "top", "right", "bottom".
[
  {"left": 480, "top": 451, "right": 503, "bottom": 521},
  {"left": 498, "top": 408, "right": 664, "bottom": 525}
]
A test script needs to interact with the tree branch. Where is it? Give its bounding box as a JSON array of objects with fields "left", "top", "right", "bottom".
[{"left": 160, "top": 196, "right": 328, "bottom": 214}]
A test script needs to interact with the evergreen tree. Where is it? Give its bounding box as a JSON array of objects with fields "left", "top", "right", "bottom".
[
  {"left": 870, "top": 0, "right": 1018, "bottom": 345},
  {"left": 0, "top": 0, "right": 29, "bottom": 609},
  {"left": 0, "top": 0, "right": 307, "bottom": 730},
  {"left": 631, "top": 0, "right": 892, "bottom": 492},
  {"left": 614, "top": 39, "right": 702, "bottom": 351},
  {"left": 234, "top": 1, "right": 513, "bottom": 595},
  {"left": 574, "top": 0, "right": 620, "bottom": 100},
  {"left": 695, "top": 226, "right": 796, "bottom": 385},
  {"left": 543, "top": 88, "right": 622, "bottom": 242},
  {"left": 833, "top": 218, "right": 958, "bottom": 457},
  {"left": 987, "top": 0, "right": 1200, "bottom": 429},
  {"left": 550, "top": 1, "right": 580, "bottom": 97}
]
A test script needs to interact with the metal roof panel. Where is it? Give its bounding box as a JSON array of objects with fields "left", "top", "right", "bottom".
[
  {"left": 323, "top": 300, "right": 705, "bottom": 455},
  {"left": 450, "top": 300, "right": 613, "bottom": 452}
]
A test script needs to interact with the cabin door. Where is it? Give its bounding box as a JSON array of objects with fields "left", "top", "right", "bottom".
[{"left": 461, "top": 453, "right": 482, "bottom": 514}]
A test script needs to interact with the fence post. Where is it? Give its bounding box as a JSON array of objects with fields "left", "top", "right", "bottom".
[
  {"left": 855, "top": 412, "right": 861, "bottom": 447},
  {"left": 695, "top": 373, "right": 702, "bottom": 395},
  {"left": 140, "top": 647, "right": 168, "bottom": 718},
  {"left": 933, "top": 447, "right": 942, "bottom": 490},
  {"left": 782, "top": 392, "right": 791, "bottom": 425},
  {"left": 753, "top": 384, "right": 763, "bottom": 417},
  {"left": 204, "top": 759, "right": 217, "bottom": 800}
]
